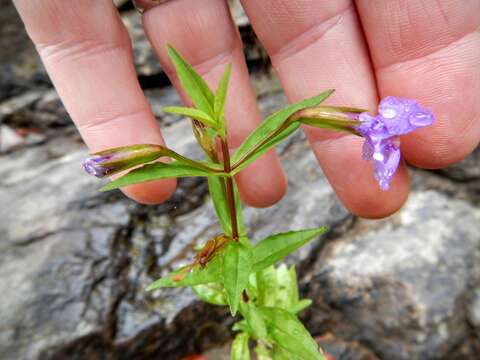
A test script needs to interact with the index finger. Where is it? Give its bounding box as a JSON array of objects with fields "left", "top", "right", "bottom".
[
  {"left": 356, "top": 0, "right": 480, "bottom": 168},
  {"left": 13, "top": 0, "right": 176, "bottom": 204}
]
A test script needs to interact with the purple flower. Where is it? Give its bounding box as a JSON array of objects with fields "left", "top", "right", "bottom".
[
  {"left": 82, "top": 155, "right": 114, "bottom": 178},
  {"left": 356, "top": 96, "right": 435, "bottom": 190}
]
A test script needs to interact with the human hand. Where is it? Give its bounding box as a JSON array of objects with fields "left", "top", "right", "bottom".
[{"left": 14, "top": 0, "right": 480, "bottom": 218}]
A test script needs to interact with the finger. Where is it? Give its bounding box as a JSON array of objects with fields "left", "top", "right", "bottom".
[
  {"left": 356, "top": 0, "right": 480, "bottom": 168},
  {"left": 140, "top": 0, "right": 287, "bottom": 208},
  {"left": 241, "top": 0, "right": 409, "bottom": 218},
  {"left": 13, "top": 0, "right": 176, "bottom": 204}
]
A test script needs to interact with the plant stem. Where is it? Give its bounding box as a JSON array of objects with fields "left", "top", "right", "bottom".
[{"left": 220, "top": 138, "right": 239, "bottom": 240}]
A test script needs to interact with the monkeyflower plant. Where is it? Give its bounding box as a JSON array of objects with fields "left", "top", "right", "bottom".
[{"left": 83, "top": 46, "right": 434, "bottom": 359}]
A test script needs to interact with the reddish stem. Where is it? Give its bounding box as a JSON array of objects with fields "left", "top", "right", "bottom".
[{"left": 220, "top": 138, "right": 239, "bottom": 240}]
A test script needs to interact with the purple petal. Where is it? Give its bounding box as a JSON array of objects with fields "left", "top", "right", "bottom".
[
  {"left": 82, "top": 156, "right": 113, "bottom": 178},
  {"left": 372, "top": 139, "right": 401, "bottom": 191},
  {"left": 356, "top": 96, "right": 435, "bottom": 190}
]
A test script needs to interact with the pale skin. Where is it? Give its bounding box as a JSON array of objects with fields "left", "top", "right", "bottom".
[{"left": 14, "top": 0, "right": 480, "bottom": 218}]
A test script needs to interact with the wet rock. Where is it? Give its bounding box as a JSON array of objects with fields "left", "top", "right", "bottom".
[
  {"left": 317, "top": 333, "right": 380, "bottom": 360},
  {"left": 122, "top": 11, "right": 164, "bottom": 77},
  {"left": 3, "top": 89, "right": 72, "bottom": 130},
  {"left": 0, "top": 125, "right": 24, "bottom": 153},
  {"left": 438, "top": 146, "right": 480, "bottom": 181},
  {"left": 0, "top": 1, "right": 49, "bottom": 101},
  {"left": 309, "top": 190, "right": 480, "bottom": 360}
]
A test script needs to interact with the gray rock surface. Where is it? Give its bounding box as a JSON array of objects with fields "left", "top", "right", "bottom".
[
  {"left": 308, "top": 189, "right": 480, "bottom": 360},
  {"left": 1, "top": 1, "right": 480, "bottom": 359},
  {"left": 439, "top": 146, "right": 480, "bottom": 181}
]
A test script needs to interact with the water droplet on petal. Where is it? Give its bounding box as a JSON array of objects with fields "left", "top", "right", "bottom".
[
  {"left": 381, "top": 108, "right": 397, "bottom": 119},
  {"left": 410, "top": 112, "right": 434, "bottom": 126}
]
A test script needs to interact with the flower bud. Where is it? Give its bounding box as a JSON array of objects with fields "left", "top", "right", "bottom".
[
  {"left": 82, "top": 144, "right": 168, "bottom": 178},
  {"left": 192, "top": 120, "right": 218, "bottom": 161},
  {"left": 291, "top": 105, "right": 365, "bottom": 135}
]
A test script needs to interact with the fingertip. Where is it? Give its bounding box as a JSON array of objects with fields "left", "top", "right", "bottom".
[
  {"left": 122, "top": 178, "right": 177, "bottom": 205},
  {"left": 402, "top": 131, "right": 480, "bottom": 170},
  {"left": 311, "top": 136, "right": 410, "bottom": 219},
  {"left": 345, "top": 163, "right": 410, "bottom": 219},
  {"left": 236, "top": 151, "right": 288, "bottom": 208}
]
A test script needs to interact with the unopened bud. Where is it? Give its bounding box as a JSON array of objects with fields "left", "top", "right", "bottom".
[
  {"left": 82, "top": 144, "right": 168, "bottom": 178},
  {"left": 291, "top": 105, "right": 365, "bottom": 135}
]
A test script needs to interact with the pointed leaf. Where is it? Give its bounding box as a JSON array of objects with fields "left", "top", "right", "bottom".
[
  {"left": 101, "top": 161, "right": 223, "bottom": 191},
  {"left": 214, "top": 63, "right": 232, "bottom": 120},
  {"left": 252, "top": 227, "right": 327, "bottom": 272},
  {"left": 146, "top": 255, "right": 223, "bottom": 290},
  {"left": 231, "top": 90, "right": 333, "bottom": 168},
  {"left": 232, "top": 122, "right": 300, "bottom": 174},
  {"left": 192, "top": 283, "right": 227, "bottom": 305},
  {"left": 166, "top": 45, "right": 214, "bottom": 115},
  {"left": 223, "top": 240, "right": 252, "bottom": 315},
  {"left": 259, "top": 307, "right": 325, "bottom": 360},
  {"left": 287, "top": 299, "right": 312, "bottom": 314},
  {"left": 163, "top": 106, "right": 217, "bottom": 128},
  {"left": 231, "top": 333, "right": 250, "bottom": 360},
  {"left": 240, "top": 301, "right": 268, "bottom": 340}
]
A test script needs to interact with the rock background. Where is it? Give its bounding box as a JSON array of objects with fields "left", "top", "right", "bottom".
[{"left": 1, "top": 2, "right": 479, "bottom": 360}]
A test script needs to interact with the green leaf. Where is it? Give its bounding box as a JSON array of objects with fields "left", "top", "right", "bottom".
[
  {"left": 256, "top": 266, "right": 278, "bottom": 308},
  {"left": 231, "top": 90, "right": 333, "bottom": 169},
  {"left": 255, "top": 343, "right": 273, "bottom": 360},
  {"left": 166, "top": 45, "right": 214, "bottom": 116},
  {"left": 207, "top": 176, "right": 245, "bottom": 237},
  {"left": 274, "top": 265, "right": 298, "bottom": 309},
  {"left": 192, "top": 283, "right": 227, "bottom": 305},
  {"left": 101, "top": 161, "right": 223, "bottom": 191},
  {"left": 231, "top": 122, "right": 300, "bottom": 175},
  {"left": 231, "top": 333, "right": 250, "bottom": 360},
  {"left": 214, "top": 64, "right": 232, "bottom": 122},
  {"left": 273, "top": 346, "right": 297, "bottom": 360},
  {"left": 146, "top": 255, "right": 223, "bottom": 290},
  {"left": 287, "top": 299, "right": 312, "bottom": 314},
  {"left": 252, "top": 227, "right": 327, "bottom": 272},
  {"left": 163, "top": 106, "right": 217, "bottom": 128},
  {"left": 259, "top": 307, "right": 325, "bottom": 360},
  {"left": 232, "top": 320, "right": 251, "bottom": 334},
  {"left": 240, "top": 302, "right": 268, "bottom": 340},
  {"left": 223, "top": 240, "right": 252, "bottom": 315}
]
